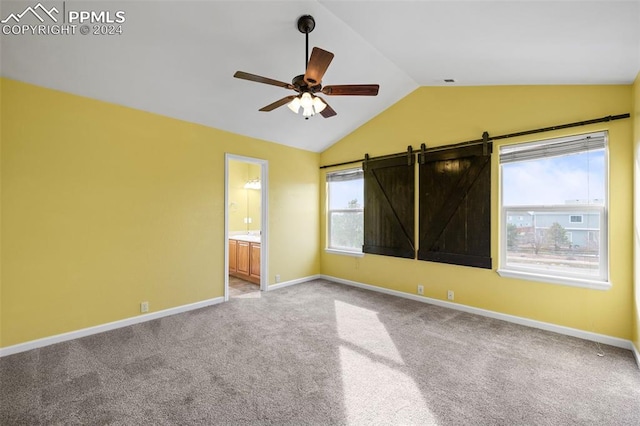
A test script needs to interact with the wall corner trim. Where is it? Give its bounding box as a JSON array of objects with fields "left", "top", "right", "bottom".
[
  {"left": 0, "top": 297, "right": 224, "bottom": 358},
  {"left": 632, "top": 343, "right": 640, "bottom": 370},
  {"left": 320, "top": 274, "right": 636, "bottom": 356}
]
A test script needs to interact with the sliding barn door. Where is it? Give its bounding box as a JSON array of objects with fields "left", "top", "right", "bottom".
[
  {"left": 418, "top": 144, "right": 492, "bottom": 268},
  {"left": 363, "top": 156, "right": 415, "bottom": 259}
]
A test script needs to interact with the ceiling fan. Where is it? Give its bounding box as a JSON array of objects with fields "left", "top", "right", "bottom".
[{"left": 233, "top": 15, "right": 379, "bottom": 119}]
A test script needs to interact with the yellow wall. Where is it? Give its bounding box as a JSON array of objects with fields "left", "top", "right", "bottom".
[
  {"left": 321, "top": 85, "right": 633, "bottom": 340},
  {"left": 228, "top": 160, "right": 261, "bottom": 233},
  {"left": 0, "top": 78, "right": 320, "bottom": 348},
  {"left": 1, "top": 78, "right": 636, "bottom": 349},
  {"left": 633, "top": 72, "right": 640, "bottom": 353}
]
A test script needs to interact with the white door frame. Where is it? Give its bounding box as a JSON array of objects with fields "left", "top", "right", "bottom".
[{"left": 224, "top": 154, "right": 269, "bottom": 301}]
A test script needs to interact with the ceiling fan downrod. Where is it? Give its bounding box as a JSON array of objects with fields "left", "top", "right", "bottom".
[{"left": 297, "top": 15, "right": 316, "bottom": 71}]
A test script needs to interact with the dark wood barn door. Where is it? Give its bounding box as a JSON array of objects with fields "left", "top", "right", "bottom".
[
  {"left": 363, "top": 156, "right": 415, "bottom": 259},
  {"left": 418, "top": 144, "right": 492, "bottom": 268}
]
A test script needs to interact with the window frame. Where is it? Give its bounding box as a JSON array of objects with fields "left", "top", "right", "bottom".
[
  {"left": 326, "top": 168, "right": 364, "bottom": 257},
  {"left": 497, "top": 131, "right": 610, "bottom": 290}
]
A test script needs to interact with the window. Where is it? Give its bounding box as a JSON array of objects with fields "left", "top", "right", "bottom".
[
  {"left": 499, "top": 131, "right": 608, "bottom": 289},
  {"left": 327, "top": 168, "right": 364, "bottom": 254}
]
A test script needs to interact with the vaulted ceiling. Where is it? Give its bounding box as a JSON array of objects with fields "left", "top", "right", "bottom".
[{"left": 2, "top": 1, "right": 639, "bottom": 152}]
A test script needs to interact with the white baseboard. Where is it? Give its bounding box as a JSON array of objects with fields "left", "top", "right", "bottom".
[
  {"left": 268, "top": 274, "right": 321, "bottom": 291},
  {"left": 0, "top": 273, "right": 321, "bottom": 357},
  {"left": 4, "top": 275, "right": 638, "bottom": 372},
  {"left": 321, "top": 275, "right": 636, "bottom": 355},
  {"left": 0, "top": 297, "right": 224, "bottom": 358}
]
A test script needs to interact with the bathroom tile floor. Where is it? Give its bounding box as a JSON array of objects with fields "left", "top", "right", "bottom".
[{"left": 228, "top": 276, "right": 261, "bottom": 298}]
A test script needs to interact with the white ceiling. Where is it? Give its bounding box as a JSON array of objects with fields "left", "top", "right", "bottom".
[{"left": 2, "top": 1, "right": 639, "bottom": 152}]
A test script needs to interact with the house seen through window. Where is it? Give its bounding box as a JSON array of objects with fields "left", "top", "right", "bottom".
[
  {"left": 326, "top": 168, "right": 364, "bottom": 254},
  {"left": 499, "top": 131, "right": 608, "bottom": 288}
]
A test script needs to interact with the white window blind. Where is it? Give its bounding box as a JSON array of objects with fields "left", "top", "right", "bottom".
[
  {"left": 326, "top": 169, "right": 363, "bottom": 182},
  {"left": 500, "top": 132, "right": 606, "bottom": 164}
]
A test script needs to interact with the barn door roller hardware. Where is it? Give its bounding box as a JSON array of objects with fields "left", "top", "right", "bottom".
[
  {"left": 320, "top": 113, "right": 630, "bottom": 169},
  {"left": 362, "top": 146, "right": 414, "bottom": 171},
  {"left": 407, "top": 146, "right": 414, "bottom": 166},
  {"left": 482, "top": 131, "right": 490, "bottom": 156}
]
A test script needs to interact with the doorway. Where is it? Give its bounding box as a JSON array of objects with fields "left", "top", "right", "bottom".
[{"left": 224, "top": 154, "right": 268, "bottom": 301}]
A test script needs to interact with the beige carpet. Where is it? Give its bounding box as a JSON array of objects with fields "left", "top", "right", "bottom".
[{"left": 1, "top": 279, "right": 639, "bottom": 425}]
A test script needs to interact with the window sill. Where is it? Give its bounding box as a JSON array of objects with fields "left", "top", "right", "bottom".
[
  {"left": 325, "top": 248, "right": 364, "bottom": 258},
  {"left": 496, "top": 268, "right": 611, "bottom": 290}
]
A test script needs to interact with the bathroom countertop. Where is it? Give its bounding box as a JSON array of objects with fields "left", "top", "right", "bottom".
[{"left": 229, "top": 234, "right": 261, "bottom": 243}]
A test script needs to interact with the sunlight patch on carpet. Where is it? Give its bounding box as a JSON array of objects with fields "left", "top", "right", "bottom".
[
  {"left": 335, "top": 300, "right": 403, "bottom": 363},
  {"left": 335, "top": 300, "right": 438, "bottom": 424}
]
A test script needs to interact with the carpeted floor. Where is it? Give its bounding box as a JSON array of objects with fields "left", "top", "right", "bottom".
[{"left": 1, "top": 279, "right": 639, "bottom": 425}]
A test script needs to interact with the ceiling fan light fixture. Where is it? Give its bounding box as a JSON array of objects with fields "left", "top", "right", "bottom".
[
  {"left": 287, "top": 93, "right": 326, "bottom": 118},
  {"left": 312, "top": 96, "right": 326, "bottom": 113},
  {"left": 300, "top": 92, "right": 314, "bottom": 109},
  {"left": 300, "top": 92, "right": 316, "bottom": 117},
  {"left": 302, "top": 105, "right": 314, "bottom": 117},
  {"left": 287, "top": 96, "right": 301, "bottom": 113}
]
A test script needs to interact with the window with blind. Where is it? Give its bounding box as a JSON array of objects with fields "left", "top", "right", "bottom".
[
  {"left": 498, "top": 131, "right": 609, "bottom": 289},
  {"left": 326, "top": 168, "right": 364, "bottom": 254}
]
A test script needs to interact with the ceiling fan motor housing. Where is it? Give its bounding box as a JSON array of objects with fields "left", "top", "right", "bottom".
[
  {"left": 297, "top": 15, "right": 315, "bottom": 34},
  {"left": 292, "top": 74, "right": 321, "bottom": 93}
]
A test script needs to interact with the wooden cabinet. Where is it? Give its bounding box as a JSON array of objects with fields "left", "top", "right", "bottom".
[
  {"left": 229, "top": 239, "right": 260, "bottom": 284},
  {"left": 229, "top": 239, "right": 237, "bottom": 273},
  {"left": 250, "top": 243, "right": 261, "bottom": 281},
  {"left": 237, "top": 241, "right": 250, "bottom": 275}
]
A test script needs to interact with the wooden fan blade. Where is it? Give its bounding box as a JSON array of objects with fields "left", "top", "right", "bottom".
[
  {"left": 322, "top": 84, "right": 379, "bottom": 96},
  {"left": 259, "top": 96, "right": 297, "bottom": 112},
  {"left": 304, "top": 47, "right": 334, "bottom": 86},
  {"left": 234, "top": 71, "right": 294, "bottom": 90},
  {"left": 317, "top": 97, "right": 337, "bottom": 118}
]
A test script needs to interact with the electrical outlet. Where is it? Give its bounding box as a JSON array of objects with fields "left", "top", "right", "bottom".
[
  {"left": 275, "top": 274, "right": 281, "bottom": 283},
  {"left": 140, "top": 301, "right": 149, "bottom": 313},
  {"left": 417, "top": 285, "right": 424, "bottom": 295},
  {"left": 447, "top": 290, "right": 454, "bottom": 301}
]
